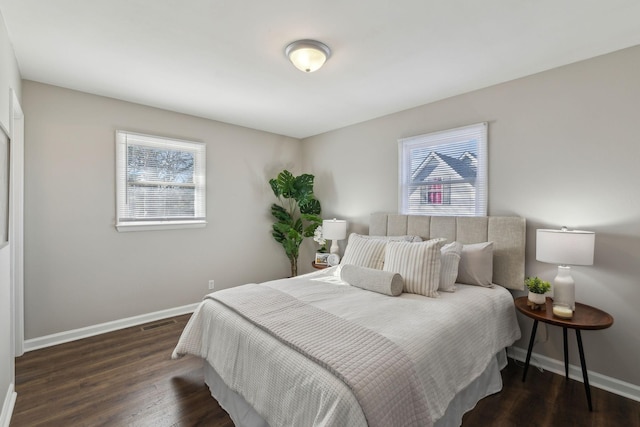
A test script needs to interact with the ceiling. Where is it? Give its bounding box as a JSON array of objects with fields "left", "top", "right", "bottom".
[{"left": 1, "top": 1, "right": 639, "bottom": 139}]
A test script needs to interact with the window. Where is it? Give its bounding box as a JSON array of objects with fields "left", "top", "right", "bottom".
[
  {"left": 398, "top": 123, "right": 487, "bottom": 216},
  {"left": 421, "top": 177, "right": 451, "bottom": 205},
  {"left": 116, "top": 131, "right": 206, "bottom": 231}
]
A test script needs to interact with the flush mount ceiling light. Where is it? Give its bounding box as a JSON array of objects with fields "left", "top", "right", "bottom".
[{"left": 285, "top": 39, "right": 331, "bottom": 73}]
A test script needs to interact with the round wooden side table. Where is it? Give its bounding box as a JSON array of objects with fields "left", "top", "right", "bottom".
[{"left": 514, "top": 296, "right": 613, "bottom": 411}]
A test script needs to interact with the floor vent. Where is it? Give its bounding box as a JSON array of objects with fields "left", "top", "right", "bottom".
[{"left": 140, "top": 319, "right": 177, "bottom": 331}]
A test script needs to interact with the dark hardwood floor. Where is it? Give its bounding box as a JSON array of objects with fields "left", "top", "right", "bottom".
[
  {"left": 11, "top": 314, "right": 640, "bottom": 427},
  {"left": 12, "top": 314, "right": 232, "bottom": 427},
  {"left": 463, "top": 361, "right": 640, "bottom": 427}
]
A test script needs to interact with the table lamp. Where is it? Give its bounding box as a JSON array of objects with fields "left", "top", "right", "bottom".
[
  {"left": 322, "top": 219, "right": 347, "bottom": 256},
  {"left": 536, "top": 227, "right": 595, "bottom": 311}
]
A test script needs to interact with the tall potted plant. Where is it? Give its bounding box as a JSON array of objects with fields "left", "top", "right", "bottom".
[{"left": 269, "top": 170, "right": 322, "bottom": 277}]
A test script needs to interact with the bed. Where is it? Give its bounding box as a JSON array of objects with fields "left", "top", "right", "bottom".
[{"left": 173, "top": 213, "right": 525, "bottom": 427}]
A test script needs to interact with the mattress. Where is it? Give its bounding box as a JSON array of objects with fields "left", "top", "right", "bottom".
[{"left": 173, "top": 267, "right": 521, "bottom": 426}]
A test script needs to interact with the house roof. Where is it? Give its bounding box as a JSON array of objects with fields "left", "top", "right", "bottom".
[
  {"left": 413, "top": 152, "right": 476, "bottom": 183},
  {"left": 1, "top": 1, "right": 639, "bottom": 138}
]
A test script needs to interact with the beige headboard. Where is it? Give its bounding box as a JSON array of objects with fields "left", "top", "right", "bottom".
[{"left": 370, "top": 213, "right": 526, "bottom": 290}]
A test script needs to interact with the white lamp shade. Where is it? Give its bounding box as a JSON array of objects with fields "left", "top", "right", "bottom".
[
  {"left": 322, "top": 219, "right": 347, "bottom": 240},
  {"left": 536, "top": 229, "right": 595, "bottom": 266}
]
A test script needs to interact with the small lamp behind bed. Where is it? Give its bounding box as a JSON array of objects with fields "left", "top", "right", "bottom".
[
  {"left": 322, "top": 218, "right": 347, "bottom": 258},
  {"left": 536, "top": 227, "right": 595, "bottom": 312}
]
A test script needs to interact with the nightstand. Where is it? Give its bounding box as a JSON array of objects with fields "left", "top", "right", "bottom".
[
  {"left": 311, "top": 261, "right": 328, "bottom": 270},
  {"left": 514, "top": 296, "right": 613, "bottom": 411}
]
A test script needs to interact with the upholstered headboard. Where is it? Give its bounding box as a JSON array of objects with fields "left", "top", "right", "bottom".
[{"left": 369, "top": 213, "right": 526, "bottom": 290}]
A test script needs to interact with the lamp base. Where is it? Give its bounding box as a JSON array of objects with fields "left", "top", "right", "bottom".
[
  {"left": 553, "top": 265, "right": 575, "bottom": 311},
  {"left": 329, "top": 240, "right": 339, "bottom": 255}
]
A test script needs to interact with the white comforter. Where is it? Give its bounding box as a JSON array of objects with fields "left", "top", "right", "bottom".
[{"left": 173, "top": 267, "right": 521, "bottom": 427}]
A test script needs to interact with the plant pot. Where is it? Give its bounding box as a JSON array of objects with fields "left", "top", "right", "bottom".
[{"left": 528, "top": 291, "right": 546, "bottom": 305}]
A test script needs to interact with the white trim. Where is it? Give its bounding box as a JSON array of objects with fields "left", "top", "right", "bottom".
[
  {"left": 116, "top": 220, "right": 207, "bottom": 232},
  {"left": 23, "top": 303, "right": 199, "bottom": 352},
  {"left": 508, "top": 346, "right": 640, "bottom": 403},
  {"left": 10, "top": 90, "right": 24, "bottom": 357},
  {"left": 0, "top": 383, "right": 16, "bottom": 427}
]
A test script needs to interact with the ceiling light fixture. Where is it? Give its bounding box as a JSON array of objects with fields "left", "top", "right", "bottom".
[{"left": 285, "top": 40, "right": 331, "bottom": 73}]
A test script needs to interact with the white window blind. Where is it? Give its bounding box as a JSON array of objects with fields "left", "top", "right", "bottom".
[
  {"left": 398, "top": 123, "right": 487, "bottom": 216},
  {"left": 116, "top": 131, "right": 206, "bottom": 231}
]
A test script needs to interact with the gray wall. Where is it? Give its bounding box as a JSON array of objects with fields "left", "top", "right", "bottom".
[
  {"left": 302, "top": 45, "right": 640, "bottom": 388},
  {"left": 0, "top": 8, "right": 22, "bottom": 420},
  {"left": 22, "top": 81, "right": 300, "bottom": 339}
]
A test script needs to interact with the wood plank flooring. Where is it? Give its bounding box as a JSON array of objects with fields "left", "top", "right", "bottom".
[{"left": 11, "top": 314, "right": 640, "bottom": 426}]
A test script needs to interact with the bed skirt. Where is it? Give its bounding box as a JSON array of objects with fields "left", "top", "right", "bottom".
[{"left": 203, "top": 349, "right": 508, "bottom": 427}]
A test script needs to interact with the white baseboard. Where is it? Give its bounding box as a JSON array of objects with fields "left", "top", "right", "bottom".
[
  {"left": 23, "top": 303, "right": 199, "bottom": 352},
  {"left": 508, "top": 346, "right": 640, "bottom": 403},
  {"left": 1, "top": 383, "right": 16, "bottom": 427}
]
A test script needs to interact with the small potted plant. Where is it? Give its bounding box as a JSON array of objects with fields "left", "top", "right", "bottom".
[{"left": 525, "top": 276, "right": 551, "bottom": 305}]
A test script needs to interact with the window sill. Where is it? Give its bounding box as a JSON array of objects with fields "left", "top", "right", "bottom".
[{"left": 116, "top": 220, "right": 207, "bottom": 232}]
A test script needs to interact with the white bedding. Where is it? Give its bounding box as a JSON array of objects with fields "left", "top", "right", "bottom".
[{"left": 173, "top": 266, "right": 521, "bottom": 427}]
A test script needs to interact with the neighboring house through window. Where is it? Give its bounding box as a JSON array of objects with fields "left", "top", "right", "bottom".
[
  {"left": 115, "top": 131, "right": 206, "bottom": 231},
  {"left": 421, "top": 176, "right": 450, "bottom": 205},
  {"left": 398, "top": 123, "right": 487, "bottom": 216}
]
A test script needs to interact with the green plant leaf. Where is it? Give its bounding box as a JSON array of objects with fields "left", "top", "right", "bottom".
[
  {"left": 273, "top": 222, "right": 291, "bottom": 235},
  {"left": 293, "top": 174, "right": 315, "bottom": 201},
  {"left": 277, "top": 170, "right": 296, "bottom": 199},
  {"left": 299, "top": 198, "right": 321, "bottom": 215},
  {"left": 281, "top": 228, "right": 303, "bottom": 259},
  {"left": 269, "top": 178, "right": 280, "bottom": 198},
  {"left": 303, "top": 223, "right": 320, "bottom": 237},
  {"left": 524, "top": 276, "right": 551, "bottom": 294},
  {"left": 271, "top": 225, "right": 286, "bottom": 243},
  {"left": 287, "top": 228, "right": 303, "bottom": 245},
  {"left": 301, "top": 213, "right": 322, "bottom": 224},
  {"left": 271, "top": 204, "right": 292, "bottom": 223},
  {"left": 301, "top": 214, "right": 322, "bottom": 237}
]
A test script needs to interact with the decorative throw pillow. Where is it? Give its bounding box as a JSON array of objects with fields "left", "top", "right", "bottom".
[
  {"left": 341, "top": 264, "right": 404, "bottom": 296},
  {"left": 340, "top": 233, "right": 388, "bottom": 270},
  {"left": 383, "top": 238, "right": 446, "bottom": 297},
  {"left": 439, "top": 241, "right": 463, "bottom": 292},
  {"left": 457, "top": 242, "right": 494, "bottom": 287}
]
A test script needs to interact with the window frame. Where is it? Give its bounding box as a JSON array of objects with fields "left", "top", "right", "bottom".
[
  {"left": 398, "top": 123, "right": 487, "bottom": 217},
  {"left": 115, "top": 130, "right": 207, "bottom": 232}
]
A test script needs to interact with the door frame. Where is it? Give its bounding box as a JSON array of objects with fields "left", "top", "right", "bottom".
[{"left": 10, "top": 90, "right": 24, "bottom": 357}]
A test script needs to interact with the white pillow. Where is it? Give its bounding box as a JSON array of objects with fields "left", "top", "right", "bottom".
[
  {"left": 383, "top": 238, "right": 446, "bottom": 297},
  {"left": 457, "top": 242, "right": 494, "bottom": 287},
  {"left": 340, "top": 233, "right": 387, "bottom": 270},
  {"left": 439, "top": 241, "right": 463, "bottom": 292}
]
